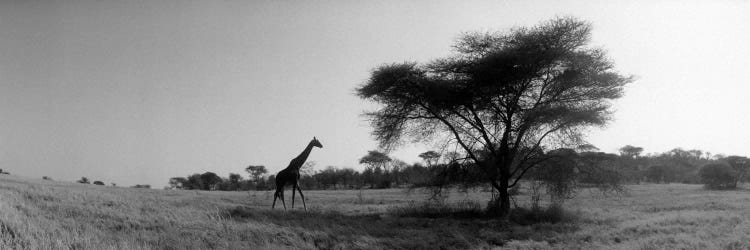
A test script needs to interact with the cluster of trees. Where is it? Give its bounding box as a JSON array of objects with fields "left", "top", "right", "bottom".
[
  {"left": 603, "top": 146, "right": 750, "bottom": 189},
  {"left": 163, "top": 145, "right": 684, "bottom": 193},
  {"left": 152, "top": 146, "right": 742, "bottom": 195},
  {"left": 165, "top": 150, "right": 470, "bottom": 191},
  {"left": 167, "top": 166, "right": 273, "bottom": 191}
]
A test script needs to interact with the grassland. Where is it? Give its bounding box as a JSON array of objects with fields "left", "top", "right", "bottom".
[{"left": 2, "top": 174, "right": 750, "bottom": 249}]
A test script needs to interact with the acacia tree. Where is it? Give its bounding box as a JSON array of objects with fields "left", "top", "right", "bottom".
[
  {"left": 619, "top": 145, "right": 644, "bottom": 158},
  {"left": 199, "top": 172, "right": 222, "bottom": 190},
  {"left": 418, "top": 151, "right": 442, "bottom": 167},
  {"left": 359, "top": 150, "right": 392, "bottom": 171},
  {"left": 356, "top": 17, "right": 631, "bottom": 217},
  {"left": 245, "top": 165, "right": 268, "bottom": 183}
]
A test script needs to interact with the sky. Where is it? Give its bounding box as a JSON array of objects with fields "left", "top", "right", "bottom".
[{"left": 1, "top": 0, "right": 749, "bottom": 187}]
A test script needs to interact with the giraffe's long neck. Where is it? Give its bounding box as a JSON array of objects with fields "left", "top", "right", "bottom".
[{"left": 292, "top": 142, "right": 315, "bottom": 169}]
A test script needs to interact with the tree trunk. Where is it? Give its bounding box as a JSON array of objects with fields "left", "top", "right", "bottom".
[
  {"left": 484, "top": 156, "right": 513, "bottom": 220},
  {"left": 488, "top": 178, "right": 511, "bottom": 219},
  {"left": 498, "top": 171, "right": 511, "bottom": 220}
]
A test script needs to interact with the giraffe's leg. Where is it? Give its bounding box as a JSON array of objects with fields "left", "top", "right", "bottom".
[
  {"left": 272, "top": 185, "right": 284, "bottom": 209},
  {"left": 296, "top": 185, "right": 307, "bottom": 212},
  {"left": 280, "top": 190, "right": 287, "bottom": 210},
  {"left": 291, "top": 184, "right": 297, "bottom": 209},
  {"left": 272, "top": 191, "right": 278, "bottom": 209}
]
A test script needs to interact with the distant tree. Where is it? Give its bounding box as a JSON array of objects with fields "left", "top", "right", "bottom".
[
  {"left": 402, "top": 163, "right": 430, "bottom": 186},
  {"left": 724, "top": 156, "right": 750, "bottom": 184},
  {"left": 576, "top": 151, "right": 623, "bottom": 188},
  {"left": 390, "top": 159, "right": 409, "bottom": 186},
  {"left": 651, "top": 147, "right": 710, "bottom": 184},
  {"left": 418, "top": 151, "right": 441, "bottom": 167},
  {"left": 618, "top": 145, "right": 644, "bottom": 158},
  {"left": 245, "top": 165, "right": 267, "bottom": 182},
  {"left": 373, "top": 165, "right": 391, "bottom": 188},
  {"left": 359, "top": 150, "right": 392, "bottom": 171},
  {"left": 575, "top": 144, "right": 600, "bottom": 153},
  {"left": 300, "top": 161, "right": 317, "bottom": 177},
  {"left": 668, "top": 148, "right": 690, "bottom": 159},
  {"left": 533, "top": 149, "right": 578, "bottom": 206},
  {"left": 111, "top": 183, "right": 117, "bottom": 187},
  {"left": 169, "top": 177, "right": 188, "bottom": 189},
  {"left": 77, "top": 177, "right": 90, "bottom": 184},
  {"left": 356, "top": 17, "right": 631, "bottom": 217},
  {"left": 316, "top": 166, "right": 339, "bottom": 189},
  {"left": 253, "top": 176, "right": 272, "bottom": 191},
  {"left": 93, "top": 181, "right": 105, "bottom": 185},
  {"left": 361, "top": 167, "right": 375, "bottom": 188},
  {"left": 185, "top": 174, "right": 204, "bottom": 190},
  {"left": 228, "top": 173, "right": 243, "bottom": 191},
  {"left": 266, "top": 174, "right": 276, "bottom": 190},
  {"left": 131, "top": 184, "right": 151, "bottom": 189},
  {"left": 199, "top": 172, "right": 222, "bottom": 190},
  {"left": 645, "top": 165, "right": 668, "bottom": 183},
  {"left": 688, "top": 149, "right": 704, "bottom": 160},
  {"left": 530, "top": 149, "right": 622, "bottom": 206},
  {"left": 699, "top": 163, "right": 737, "bottom": 190},
  {"left": 42, "top": 176, "right": 53, "bottom": 180}
]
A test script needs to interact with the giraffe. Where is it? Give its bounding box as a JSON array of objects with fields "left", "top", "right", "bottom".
[{"left": 272, "top": 137, "right": 323, "bottom": 211}]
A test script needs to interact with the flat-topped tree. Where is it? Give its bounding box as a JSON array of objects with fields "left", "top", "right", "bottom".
[
  {"left": 418, "top": 151, "right": 441, "bottom": 167},
  {"left": 359, "top": 150, "right": 392, "bottom": 171},
  {"left": 356, "top": 17, "right": 632, "bottom": 218}
]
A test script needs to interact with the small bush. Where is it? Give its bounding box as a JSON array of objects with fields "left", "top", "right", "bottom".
[{"left": 699, "top": 163, "right": 737, "bottom": 190}]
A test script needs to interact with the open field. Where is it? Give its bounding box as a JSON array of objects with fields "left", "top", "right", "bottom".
[{"left": 2, "top": 174, "right": 750, "bottom": 249}]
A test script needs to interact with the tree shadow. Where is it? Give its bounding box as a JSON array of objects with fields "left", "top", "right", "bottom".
[{"left": 219, "top": 205, "right": 580, "bottom": 249}]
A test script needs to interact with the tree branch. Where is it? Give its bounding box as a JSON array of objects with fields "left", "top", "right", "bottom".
[{"left": 418, "top": 103, "right": 481, "bottom": 163}]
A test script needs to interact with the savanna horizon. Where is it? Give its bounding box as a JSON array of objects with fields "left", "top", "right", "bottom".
[{"left": 2, "top": 174, "right": 750, "bottom": 249}]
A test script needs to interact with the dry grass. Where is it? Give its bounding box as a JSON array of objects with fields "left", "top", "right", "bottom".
[{"left": 3, "top": 174, "right": 750, "bottom": 249}]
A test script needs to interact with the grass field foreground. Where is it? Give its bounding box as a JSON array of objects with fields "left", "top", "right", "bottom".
[{"left": 3, "top": 174, "right": 750, "bottom": 249}]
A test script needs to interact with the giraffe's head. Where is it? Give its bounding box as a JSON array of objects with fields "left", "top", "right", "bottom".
[{"left": 311, "top": 137, "right": 323, "bottom": 148}]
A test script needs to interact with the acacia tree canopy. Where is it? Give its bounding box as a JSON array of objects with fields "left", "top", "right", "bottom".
[
  {"left": 356, "top": 17, "right": 632, "bottom": 217},
  {"left": 418, "top": 151, "right": 441, "bottom": 167},
  {"left": 359, "top": 150, "right": 392, "bottom": 171},
  {"left": 619, "top": 145, "right": 644, "bottom": 158},
  {"left": 245, "top": 165, "right": 268, "bottom": 182}
]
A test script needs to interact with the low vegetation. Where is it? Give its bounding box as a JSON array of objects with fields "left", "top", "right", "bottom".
[
  {"left": 699, "top": 163, "right": 738, "bottom": 190},
  {"left": 2, "top": 174, "right": 750, "bottom": 249}
]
